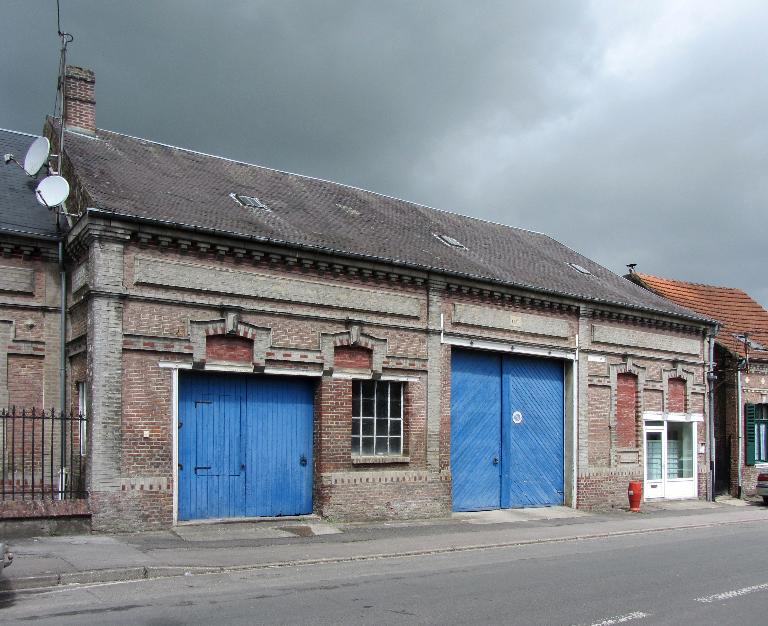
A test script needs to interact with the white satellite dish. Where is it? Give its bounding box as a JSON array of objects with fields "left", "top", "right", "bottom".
[
  {"left": 23, "top": 136, "right": 50, "bottom": 176},
  {"left": 35, "top": 175, "right": 70, "bottom": 207}
]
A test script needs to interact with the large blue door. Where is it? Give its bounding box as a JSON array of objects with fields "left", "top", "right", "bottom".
[
  {"left": 178, "top": 374, "right": 246, "bottom": 520},
  {"left": 451, "top": 349, "right": 564, "bottom": 511},
  {"left": 179, "top": 373, "right": 314, "bottom": 520},
  {"left": 245, "top": 376, "right": 314, "bottom": 517},
  {"left": 502, "top": 356, "right": 564, "bottom": 507},
  {"left": 451, "top": 350, "right": 502, "bottom": 511}
]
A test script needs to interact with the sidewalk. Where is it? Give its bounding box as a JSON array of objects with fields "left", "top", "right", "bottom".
[{"left": 3, "top": 498, "right": 767, "bottom": 593}]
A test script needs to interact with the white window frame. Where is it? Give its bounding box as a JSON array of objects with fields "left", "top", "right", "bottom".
[
  {"left": 754, "top": 405, "right": 768, "bottom": 464},
  {"left": 642, "top": 411, "right": 698, "bottom": 500},
  {"left": 77, "top": 381, "right": 87, "bottom": 456},
  {"left": 351, "top": 380, "right": 404, "bottom": 457}
]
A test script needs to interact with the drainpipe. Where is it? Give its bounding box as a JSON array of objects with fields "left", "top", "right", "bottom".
[
  {"left": 59, "top": 239, "right": 67, "bottom": 491},
  {"left": 737, "top": 369, "right": 743, "bottom": 497},
  {"left": 573, "top": 332, "right": 579, "bottom": 509},
  {"left": 706, "top": 326, "right": 718, "bottom": 501}
]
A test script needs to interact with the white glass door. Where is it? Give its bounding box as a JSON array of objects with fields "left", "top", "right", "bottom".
[
  {"left": 643, "top": 420, "right": 697, "bottom": 500},
  {"left": 665, "top": 421, "right": 696, "bottom": 499},
  {"left": 644, "top": 424, "right": 665, "bottom": 499}
]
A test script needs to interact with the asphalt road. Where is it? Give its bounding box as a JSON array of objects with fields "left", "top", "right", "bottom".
[{"left": 1, "top": 521, "right": 766, "bottom": 625}]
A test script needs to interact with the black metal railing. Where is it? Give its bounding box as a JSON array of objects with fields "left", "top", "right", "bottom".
[{"left": 1, "top": 407, "right": 87, "bottom": 500}]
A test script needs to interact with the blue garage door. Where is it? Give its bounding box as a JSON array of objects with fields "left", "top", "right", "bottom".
[
  {"left": 450, "top": 350, "right": 503, "bottom": 511},
  {"left": 451, "top": 349, "right": 564, "bottom": 511},
  {"left": 179, "top": 373, "right": 314, "bottom": 521}
]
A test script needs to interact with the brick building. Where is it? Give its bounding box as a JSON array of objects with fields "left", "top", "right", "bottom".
[
  {"left": 1, "top": 67, "right": 717, "bottom": 531},
  {"left": 629, "top": 272, "right": 768, "bottom": 500}
]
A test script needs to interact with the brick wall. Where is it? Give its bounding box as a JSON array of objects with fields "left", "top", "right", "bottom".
[
  {"left": 316, "top": 474, "right": 450, "bottom": 521},
  {"left": 121, "top": 352, "right": 172, "bottom": 477},
  {"left": 741, "top": 363, "right": 768, "bottom": 497},
  {"left": 64, "top": 66, "right": 96, "bottom": 133},
  {"left": 53, "top": 222, "right": 715, "bottom": 530},
  {"left": 616, "top": 373, "right": 638, "bottom": 448},
  {"left": 577, "top": 470, "right": 642, "bottom": 509},
  {"left": 668, "top": 377, "right": 686, "bottom": 412},
  {"left": 314, "top": 377, "right": 352, "bottom": 475},
  {"left": 588, "top": 386, "right": 610, "bottom": 466},
  {"left": 310, "top": 372, "right": 440, "bottom": 519},
  {"left": 334, "top": 346, "right": 371, "bottom": 369},
  {"left": 7, "top": 355, "right": 44, "bottom": 408},
  {"left": 206, "top": 335, "right": 253, "bottom": 362}
]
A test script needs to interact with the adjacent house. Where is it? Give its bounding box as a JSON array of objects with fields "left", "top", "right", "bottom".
[
  {"left": 629, "top": 272, "right": 768, "bottom": 499},
  {"left": 0, "top": 128, "right": 94, "bottom": 526},
  {"left": 0, "top": 66, "right": 717, "bottom": 532}
]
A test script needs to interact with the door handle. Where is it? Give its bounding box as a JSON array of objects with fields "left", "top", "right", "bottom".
[
  {"left": 299, "top": 454, "right": 308, "bottom": 467},
  {"left": 492, "top": 457, "right": 499, "bottom": 466},
  {"left": 178, "top": 463, "right": 183, "bottom": 471}
]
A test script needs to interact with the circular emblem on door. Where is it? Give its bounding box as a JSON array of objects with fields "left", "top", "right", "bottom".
[{"left": 512, "top": 410, "right": 523, "bottom": 424}]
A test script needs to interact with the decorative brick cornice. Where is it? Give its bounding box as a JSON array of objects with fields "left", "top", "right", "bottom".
[
  {"left": 63, "top": 216, "right": 711, "bottom": 334},
  {"left": 123, "top": 229, "right": 429, "bottom": 290},
  {"left": 590, "top": 307, "right": 704, "bottom": 336},
  {"left": 0, "top": 238, "right": 60, "bottom": 262},
  {"left": 66, "top": 219, "right": 132, "bottom": 263},
  {"left": 446, "top": 281, "right": 580, "bottom": 316}
]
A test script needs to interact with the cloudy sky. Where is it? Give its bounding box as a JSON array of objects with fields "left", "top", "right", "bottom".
[{"left": 2, "top": 1, "right": 766, "bottom": 306}]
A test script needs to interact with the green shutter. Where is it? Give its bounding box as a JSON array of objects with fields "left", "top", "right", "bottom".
[{"left": 745, "top": 403, "right": 757, "bottom": 465}]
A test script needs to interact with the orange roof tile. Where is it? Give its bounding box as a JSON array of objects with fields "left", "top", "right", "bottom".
[{"left": 632, "top": 273, "right": 768, "bottom": 359}]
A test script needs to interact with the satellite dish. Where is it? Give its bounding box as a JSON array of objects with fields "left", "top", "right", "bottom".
[
  {"left": 35, "top": 175, "right": 70, "bottom": 207},
  {"left": 23, "top": 136, "right": 50, "bottom": 176}
]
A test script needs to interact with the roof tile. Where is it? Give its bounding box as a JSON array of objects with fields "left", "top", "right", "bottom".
[
  {"left": 61, "top": 127, "right": 711, "bottom": 322},
  {"left": 634, "top": 272, "right": 768, "bottom": 358}
]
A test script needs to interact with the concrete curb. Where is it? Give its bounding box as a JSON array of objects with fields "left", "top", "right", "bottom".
[{"left": 3, "top": 515, "right": 764, "bottom": 594}]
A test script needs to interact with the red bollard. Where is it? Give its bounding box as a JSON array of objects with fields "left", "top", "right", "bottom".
[{"left": 628, "top": 480, "right": 642, "bottom": 512}]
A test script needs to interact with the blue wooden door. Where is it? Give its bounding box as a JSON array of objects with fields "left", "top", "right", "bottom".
[
  {"left": 503, "top": 356, "right": 564, "bottom": 507},
  {"left": 179, "top": 373, "right": 314, "bottom": 520},
  {"left": 451, "top": 349, "right": 565, "bottom": 512},
  {"left": 245, "top": 376, "right": 314, "bottom": 516},
  {"left": 451, "top": 350, "right": 502, "bottom": 511},
  {"left": 178, "top": 374, "right": 246, "bottom": 521}
]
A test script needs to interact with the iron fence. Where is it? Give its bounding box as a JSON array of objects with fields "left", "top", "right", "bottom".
[{"left": 1, "top": 407, "right": 87, "bottom": 500}]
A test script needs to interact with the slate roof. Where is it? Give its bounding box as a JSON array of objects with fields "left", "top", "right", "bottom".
[
  {"left": 632, "top": 273, "right": 768, "bottom": 358},
  {"left": 0, "top": 128, "right": 61, "bottom": 240},
  {"left": 62, "top": 126, "right": 711, "bottom": 323}
]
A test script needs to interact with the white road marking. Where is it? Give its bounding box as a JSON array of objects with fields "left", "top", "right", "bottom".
[
  {"left": 695, "top": 582, "right": 768, "bottom": 603},
  {"left": 583, "top": 611, "right": 649, "bottom": 626}
]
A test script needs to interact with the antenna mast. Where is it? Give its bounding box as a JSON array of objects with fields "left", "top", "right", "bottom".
[{"left": 53, "top": 0, "right": 74, "bottom": 176}]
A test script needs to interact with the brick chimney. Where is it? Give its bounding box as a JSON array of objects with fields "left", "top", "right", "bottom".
[{"left": 63, "top": 66, "right": 96, "bottom": 135}]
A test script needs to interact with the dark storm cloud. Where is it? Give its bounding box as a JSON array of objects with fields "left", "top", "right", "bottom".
[{"left": 1, "top": 1, "right": 766, "bottom": 306}]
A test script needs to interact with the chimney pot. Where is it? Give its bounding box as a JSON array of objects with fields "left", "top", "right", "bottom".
[{"left": 64, "top": 65, "right": 95, "bottom": 135}]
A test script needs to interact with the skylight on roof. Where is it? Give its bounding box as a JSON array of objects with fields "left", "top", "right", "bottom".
[
  {"left": 433, "top": 233, "right": 467, "bottom": 249},
  {"left": 230, "top": 193, "right": 270, "bottom": 211},
  {"left": 567, "top": 262, "right": 592, "bottom": 275}
]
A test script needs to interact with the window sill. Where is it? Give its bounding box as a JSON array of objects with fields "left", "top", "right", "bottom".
[{"left": 351, "top": 455, "right": 410, "bottom": 465}]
